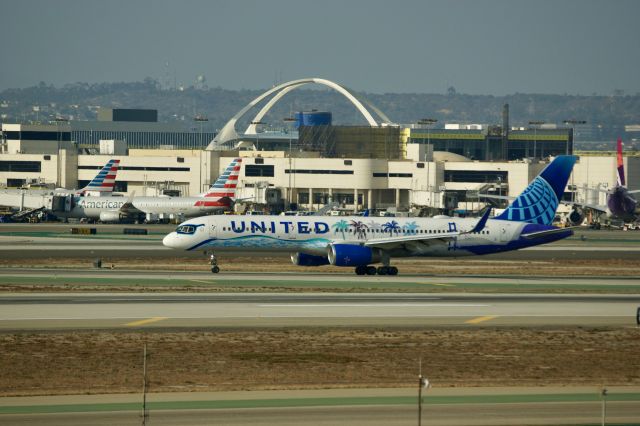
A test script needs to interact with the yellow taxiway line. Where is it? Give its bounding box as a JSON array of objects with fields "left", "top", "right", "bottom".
[
  {"left": 465, "top": 315, "right": 498, "bottom": 324},
  {"left": 417, "top": 282, "right": 454, "bottom": 287},
  {"left": 125, "top": 317, "right": 168, "bottom": 327}
]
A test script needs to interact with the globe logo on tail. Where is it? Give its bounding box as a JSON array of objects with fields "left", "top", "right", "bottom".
[{"left": 500, "top": 177, "right": 558, "bottom": 225}]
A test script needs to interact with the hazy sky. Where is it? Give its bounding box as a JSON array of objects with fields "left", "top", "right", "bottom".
[{"left": 2, "top": 0, "right": 639, "bottom": 95}]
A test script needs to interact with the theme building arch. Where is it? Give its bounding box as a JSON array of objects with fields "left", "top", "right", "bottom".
[{"left": 207, "top": 78, "right": 390, "bottom": 149}]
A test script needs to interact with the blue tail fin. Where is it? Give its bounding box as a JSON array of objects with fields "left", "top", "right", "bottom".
[{"left": 495, "top": 155, "right": 577, "bottom": 225}]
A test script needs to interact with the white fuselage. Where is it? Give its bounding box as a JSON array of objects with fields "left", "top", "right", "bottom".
[
  {"left": 57, "top": 195, "right": 227, "bottom": 220},
  {"left": 162, "top": 214, "right": 566, "bottom": 259}
]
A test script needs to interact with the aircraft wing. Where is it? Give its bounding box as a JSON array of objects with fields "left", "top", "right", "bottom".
[
  {"left": 568, "top": 201, "right": 607, "bottom": 213},
  {"left": 480, "top": 193, "right": 610, "bottom": 212},
  {"left": 479, "top": 193, "right": 514, "bottom": 201},
  {"left": 364, "top": 232, "right": 459, "bottom": 249},
  {"left": 117, "top": 192, "right": 143, "bottom": 215},
  {"left": 364, "top": 209, "right": 491, "bottom": 250},
  {"left": 484, "top": 191, "right": 608, "bottom": 214}
]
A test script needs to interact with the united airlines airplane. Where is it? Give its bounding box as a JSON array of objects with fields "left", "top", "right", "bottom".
[{"left": 163, "top": 156, "right": 577, "bottom": 275}]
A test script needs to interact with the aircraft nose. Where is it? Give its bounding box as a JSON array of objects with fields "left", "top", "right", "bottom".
[{"left": 162, "top": 232, "right": 180, "bottom": 249}]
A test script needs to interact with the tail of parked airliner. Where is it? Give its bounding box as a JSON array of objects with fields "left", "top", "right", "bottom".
[
  {"left": 495, "top": 155, "right": 577, "bottom": 225},
  {"left": 616, "top": 138, "right": 626, "bottom": 187},
  {"left": 202, "top": 158, "right": 242, "bottom": 200},
  {"left": 78, "top": 159, "right": 120, "bottom": 194}
]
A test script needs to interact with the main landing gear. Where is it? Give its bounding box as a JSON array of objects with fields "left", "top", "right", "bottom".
[{"left": 354, "top": 265, "right": 398, "bottom": 276}]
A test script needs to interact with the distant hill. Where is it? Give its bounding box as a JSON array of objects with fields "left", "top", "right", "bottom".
[{"left": 1, "top": 79, "right": 639, "bottom": 145}]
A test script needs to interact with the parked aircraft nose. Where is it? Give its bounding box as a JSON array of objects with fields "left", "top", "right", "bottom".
[{"left": 162, "top": 232, "right": 180, "bottom": 249}]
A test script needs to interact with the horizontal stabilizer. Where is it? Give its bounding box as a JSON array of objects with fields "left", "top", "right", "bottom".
[{"left": 520, "top": 227, "right": 574, "bottom": 240}]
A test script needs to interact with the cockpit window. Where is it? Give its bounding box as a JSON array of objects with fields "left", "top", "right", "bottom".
[{"left": 176, "top": 225, "right": 196, "bottom": 235}]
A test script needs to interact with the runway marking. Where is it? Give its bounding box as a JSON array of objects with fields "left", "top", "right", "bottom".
[
  {"left": 417, "top": 282, "right": 454, "bottom": 287},
  {"left": 190, "top": 279, "right": 216, "bottom": 285},
  {"left": 465, "top": 315, "right": 499, "bottom": 324},
  {"left": 124, "top": 317, "right": 168, "bottom": 327},
  {"left": 259, "top": 303, "right": 487, "bottom": 308}
]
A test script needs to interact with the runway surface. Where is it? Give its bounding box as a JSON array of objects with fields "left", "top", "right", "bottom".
[
  {"left": 1, "top": 291, "right": 639, "bottom": 330},
  {"left": 2, "top": 387, "right": 639, "bottom": 426}
]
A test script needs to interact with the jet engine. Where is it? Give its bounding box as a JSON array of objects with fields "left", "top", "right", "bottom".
[
  {"left": 567, "top": 207, "right": 585, "bottom": 226},
  {"left": 327, "top": 244, "right": 381, "bottom": 267},
  {"left": 99, "top": 211, "right": 122, "bottom": 223},
  {"left": 290, "top": 252, "right": 330, "bottom": 266}
]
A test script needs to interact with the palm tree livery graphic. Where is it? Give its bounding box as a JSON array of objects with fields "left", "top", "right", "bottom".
[
  {"left": 382, "top": 220, "right": 401, "bottom": 236},
  {"left": 332, "top": 220, "right": 349, "bottom": 239},
  {"left": 350, "top": 220, "right": 368, "bottom": 239},
  {"left": 403, "top": 221, "right": 419, "bottom": 234}
]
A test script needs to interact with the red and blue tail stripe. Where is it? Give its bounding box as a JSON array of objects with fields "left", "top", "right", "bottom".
[
  {"left": 204, "top": 158, "right": 241, "bottom": 199},
  {"left": 79, "top": 159, "right": 120, "bottom": 194}
]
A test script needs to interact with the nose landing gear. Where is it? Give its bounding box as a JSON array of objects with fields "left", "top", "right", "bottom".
[{"left": 207, "top": 251, "right": 220, "bottom": 273}]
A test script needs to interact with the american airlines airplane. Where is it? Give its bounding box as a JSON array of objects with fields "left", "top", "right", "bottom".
[
  {"left": 163, "top": 155, "right": 577, "bottom": 275},
  {"left": 57, "top": 158, "right": 242, "bottom": 222},
  {"left": 0, "top": 159, "right": 120, "bottom": 197},
  {"left": 0, "top": 160, "right": 121, "bottom": 215}
]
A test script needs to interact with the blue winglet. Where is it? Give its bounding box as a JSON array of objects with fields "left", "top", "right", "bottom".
[{"left": 469, "top": 208, "right": 491, "bottom": 233}]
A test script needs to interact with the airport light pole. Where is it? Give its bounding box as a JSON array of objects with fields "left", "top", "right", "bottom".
[
  {"left": 194, "top": 115, "right": 208, "bottom": 148},
  {"left": 142, "top": 343, "right": 149, "bottom": 426},
  {"left": 53, "top": 116, "right": 69, "bottom": 189},
  {"left": 418, "top": 119, "right": 437, "bottom": 206},
  {"left": 528, "top": 120, "right": 545, "bottom": 159},
  {"left": 194, "top": 115, "right": 209, "bottom": 192},
  {"left": 563, "top": 120, "right": 587, "bottom": 155},
  {"left": 418, "top": 118, "right": 438, "bottom": 157},
  {"left": 418, "top": 374, "right": 430, "bottom": 426},
  {"left": 283, "top": 117, "right": 296, "bottom": 210},
  {"left": 601, "top": 387, "right": 607, "bottom": 426},
  {"left": 251, "top": 121, "right": 265, "bottom": 150},
  {"left": 563, "top": 120, "right": 587, "bottom": 202}
]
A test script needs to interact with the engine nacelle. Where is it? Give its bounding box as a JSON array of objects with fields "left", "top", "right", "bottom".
[
  {"left": 568, "top": 207, "right": 585, "bottom": 226},
  {"left": 327, "top": 244, "right": 380, "bottom": 267},
  {"left": 290, "top": 252, "right": 330, "bottom": 267},
  {"left": 99, "top": 211, "right": 122, "bottom": 223}
]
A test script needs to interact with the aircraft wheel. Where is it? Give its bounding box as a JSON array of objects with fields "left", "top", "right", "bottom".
[
  {"left": 388, "top": 266, "right": 399, "bottom": 276},
  {"left": 355, "top": 265, "right": 367, "bottom": 275},
  {"left": 211, "top": 266, "right": 220, "bottom": 274},
  {"left": 366, "top": 265, "right": 377, "bottom": 275},
  {"left": 377, "top": 266, "right": 388, "bottom": 275}
]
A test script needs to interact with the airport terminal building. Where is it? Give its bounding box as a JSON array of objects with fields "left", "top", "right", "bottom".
[{"left": 1, "top": 105, "right": 638, "bottom": 217}]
